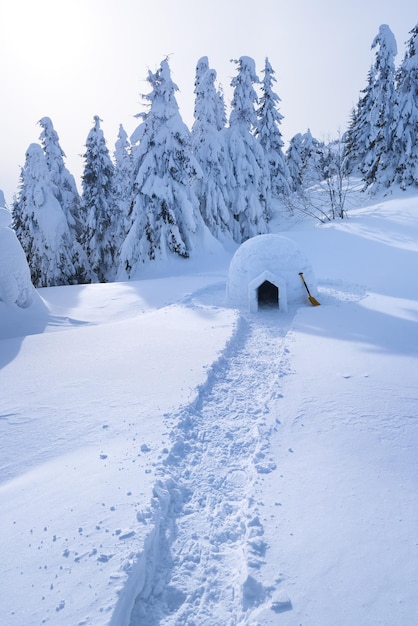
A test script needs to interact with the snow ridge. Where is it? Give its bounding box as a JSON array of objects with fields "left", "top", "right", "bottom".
[{"left": 129, "top": 305, "right": 295, "bottom": 625}]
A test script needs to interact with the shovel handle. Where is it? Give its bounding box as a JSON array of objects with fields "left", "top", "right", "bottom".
[{"left": 299, "top": 272, "right": 311, "bottom": 296}]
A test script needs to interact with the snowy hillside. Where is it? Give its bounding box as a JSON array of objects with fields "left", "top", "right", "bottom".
[{"left": 1, "top": 191, "right": 418, "bottom": 625}]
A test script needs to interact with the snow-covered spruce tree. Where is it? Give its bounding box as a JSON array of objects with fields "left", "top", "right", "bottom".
[
  {"left": 343, "top": 67, "right": 376, "bottom": 176},
  {"left": 361, "top": 25, "right": 398, "bottom": 191},
  {"left": 285, "top": 133, "right": 304, "bottom": 191},
  {"left": 80, "top": 116, "right": 120, "bottom": 282},
  {"left": 113, "top": 124, "right": 133, "bottom": 247},
  {"left": 256, "top": 57, "right": 291, "bottom": 198},
  {"left": 38, "top": 117, "right": 91, "bottom": 283},
  {"left": 38, "top": 117, "right": 82, "bottom": 236},
  {"left": 391, "top": 24, "right": 418, "bottom": 189},
  {"left": 12, "top": 144, "right": 81, "bottom": 287},
  {"left": 194, "top": 57, "right": 228, "bottom": 132},
  {"left": 225, "top": 56, "right": 270, "bottom": 242},
  {"left": 191, "top": 56, "right": 233, "bottom": 242},
  {"left": 285, "top": 129, "right": 322, "bottom": 191},
  {"left": 118, "top": 59, "right": 209, "bottom": 279}
]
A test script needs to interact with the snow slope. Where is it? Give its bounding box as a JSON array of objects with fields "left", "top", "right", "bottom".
[{"left": 1, "top": 191, "right": 418, "bottom": 625}]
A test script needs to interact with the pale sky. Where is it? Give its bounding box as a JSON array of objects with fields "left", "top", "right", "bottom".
[{"left": 0, "top": 0, "right": 416, "bottom": 203}]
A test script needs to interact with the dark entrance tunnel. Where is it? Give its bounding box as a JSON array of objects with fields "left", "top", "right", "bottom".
[{"left": 257, "top": 280, "right": 279, "bottom": 308}]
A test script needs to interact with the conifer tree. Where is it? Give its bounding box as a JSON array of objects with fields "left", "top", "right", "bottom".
[
  {"left": 118, "top": 59, "right": 207, "bottom": 279},
  {"left": 38, "top": 117, "right": 91, "bottom": 282},
  {"left": 191, "top": 56, "right": 233, "bottom": 242},
  {"left": 286, "top": 129, "right": 322, "bottom": 190},
  {"left": 113, "top": 124, "right": 133, "bottom": 245},
  {"left": 225, "top": 56, "right": 270, "bottom": 242},
  {"left": 285, "top": 133, "right": 305, "bottom": 191},
  {"left": 256, "top": 58, "right": 290, "bottom": 198},
  {"left": 80, "top": 116, "right": 119, "bottom": 282},
  {"left": 12, "top": 144, "right": 80, "bottom": 287},
  {"left": 38, "top": 117, "right": 82, "bottom": 236},
  {"left": 343, "top": 67, "right": 376, "bottom": 176},
  {"left": 391, "top": 24, "right": 418, "bottom": 189},
  {"left": 362, "top": 25, "right": 398, "bottom": 190},
  {"left": 193, "top": 56, "right": 227, "bottom": 131}
]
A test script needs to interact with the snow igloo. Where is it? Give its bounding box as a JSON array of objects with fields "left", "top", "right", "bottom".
[{"left": 226, "top": 234, "right": 318, "bottom": 313}]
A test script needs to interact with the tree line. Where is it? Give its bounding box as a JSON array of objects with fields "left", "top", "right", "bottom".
[
  {"left": 11, "top": 23, "right": 418, "bottom": 288},
  {"left": 344, "top": 23, "right": 418, "bottom": 191}
]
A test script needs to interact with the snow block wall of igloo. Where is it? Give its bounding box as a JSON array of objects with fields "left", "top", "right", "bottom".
[{"left": 226, "top": 234, "right": 318, "bottom": 312}]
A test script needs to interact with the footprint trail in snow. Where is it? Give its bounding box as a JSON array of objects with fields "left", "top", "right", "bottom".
[{"left": 130, "top": 306, "right": 294, "bottom": 625}]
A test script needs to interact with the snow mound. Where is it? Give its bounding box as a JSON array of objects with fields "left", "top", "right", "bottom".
[
  {"left": 226, "top": 234, "right": 317, "bottom": 312},
  {"left": 0, "top": 206, "right": 35, "bottom": 308}
]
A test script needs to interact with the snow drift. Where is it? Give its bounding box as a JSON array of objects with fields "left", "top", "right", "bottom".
[{"left": 0, "top": 204, "right": 34, "bottom": 308}]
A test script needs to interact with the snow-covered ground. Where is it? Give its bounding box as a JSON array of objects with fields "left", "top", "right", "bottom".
[{"left": 1, "top": 191, "right": 418, "bottom": 625}]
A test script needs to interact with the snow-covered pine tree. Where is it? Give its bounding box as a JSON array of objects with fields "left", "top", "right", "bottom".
[
  {"left": 226, "top": 56, "right": 270, "bottom": 242},
  {"left": 191, "top": 56, "right": 233, "bottom": 242},
  {"left": 80, "top": 116, "right": 120, "bottom": 282},
  {"left": 391, "top": 24, "right": 418, "bottom": 189},
  {"left": 12, "top": 144, "right": 81, "bottom": 287},
  {"left": 256, "top": 57, "right": 291, "bottom": 198},
  {"left": 361, "top": 25, "right": 398, "bottom": 191},
  {"left": 38, "top": 117, "right": 82, "bottom": 235},
  {"left": 285, "top": 129, "right": 322, "bottom": 190},
  {"left": 118, "top": 59, "right": 208, "bottom": 279},
  {"left": 301, "top": 129, "right": 323, "bottom": 182},
  {"left": 343, "top": 67, "right": 376, "bottom": 177},
  {"left": 285, "top": 133, "right": 305, "bottom": 191},
  {"left": 113, "top": 124, "right": 133, "bottom": 248},
  {"left": 38, "top": 117, "right": 91, "bottom": 283}
]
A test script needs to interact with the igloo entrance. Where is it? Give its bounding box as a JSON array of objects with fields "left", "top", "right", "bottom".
[
  {"left": 257, "top": 280, "right": 278, "bottom": 308},
  {"left": 248, "top": 271, "right": 287, "bottom": 312}
]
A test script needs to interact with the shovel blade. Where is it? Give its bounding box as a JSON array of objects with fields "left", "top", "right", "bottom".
[{"left": 309, "top": 295, "right": 321, "bottom": 306}]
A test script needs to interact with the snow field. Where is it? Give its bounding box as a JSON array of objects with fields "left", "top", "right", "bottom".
[
  {"left": 0, "top": 284, "right": 238, "bottom": 626},
  {"left": 253, "top": 291, "right": 418, "bottom": 625},
  {"left": 1, "top": 191, "right": 418, "bottom": 625}
]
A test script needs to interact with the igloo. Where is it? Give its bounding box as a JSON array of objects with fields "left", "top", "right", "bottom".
[{"left": 226, "top": 234, "right": 318, "bottom": 312}]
